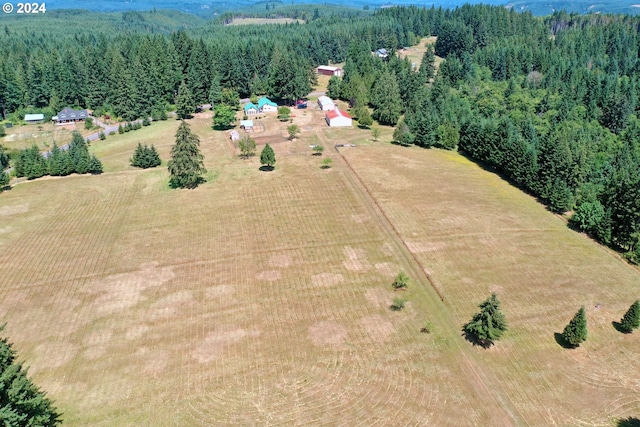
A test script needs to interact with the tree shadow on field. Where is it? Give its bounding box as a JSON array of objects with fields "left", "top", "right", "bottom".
[
  {"left": 554, "top": 332, "right": 577, "bottom": 349},
  {"left": 612, "top": 321, "right": 631, "bottom": 334},
  {"left": 259, "top": 165, "right": 274, "bottom": 172},
  {"left": 461, "top": 328, "right": 492, "bottom": 349},
  {"left": 618, "top": 417, "right": 640, "bottom": 427}
]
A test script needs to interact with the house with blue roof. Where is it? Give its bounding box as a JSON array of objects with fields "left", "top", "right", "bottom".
[
  {"left": 244, "top": 102, "right": 259, "bottom": 116},
  {"left": 257, "top": 97, "right": 278, "bottom": 113}
]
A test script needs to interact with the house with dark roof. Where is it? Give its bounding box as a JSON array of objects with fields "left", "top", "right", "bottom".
[{"left": 52, "top": 107, "right": 88, "bottom": 125}]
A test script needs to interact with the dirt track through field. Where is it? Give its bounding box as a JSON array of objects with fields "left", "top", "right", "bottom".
[{"left": 316, "top": 128, "right": 521, "bottom": 425}]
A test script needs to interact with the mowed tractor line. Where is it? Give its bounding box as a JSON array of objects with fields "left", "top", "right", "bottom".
[
  {"left": 340, "top": 142, "right": 640, "bottom": 426},
  {"left": 315, "top": 127, "right": 522, "bottom": 425}
]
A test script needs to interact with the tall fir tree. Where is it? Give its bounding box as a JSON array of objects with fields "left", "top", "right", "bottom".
[
  {"left": 370, "top": 70, "right": 402, "bottom": 126},
  {"left": 619, "top": 300, "right": 640, "bottom": 333},
  {"left": 561, "top": 306, "right": 587, "bottom": 347},
  {"left": 463, "top": 293, "right": 508, "bottom": 347},
  {"left": 176, "top": 81, "right": 195, "bottom": 120},
  {"left": 0, "top": 325, "right": 61, "bottom": 426},
  {"left": 168, "top": 121, "right": 206, "bottom": 189}
]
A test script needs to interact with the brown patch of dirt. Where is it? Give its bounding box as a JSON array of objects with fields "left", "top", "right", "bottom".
[
  {"left": 381, "top": 242, "right": 395, "bottom": 257},
  {"left": 256, "top": 270, "right": 281, "bottom": 281},
  {"left": 308, "top": 321, "right": 348, "bottom": 348},
  {"left": 375, "top": 262, "right": 399, "bottom": 278},
  {"left": 192, "top": 327, "right": 252, "bottom": 363},
  {"left": 342, "top": 246, "right": 370, "bottom": 272},
  {"left": 358, "top": 314, "right": 396, "bottom": 343},
  {"left": 0, "top": 204, "right": 29, "bottom": 216},
  {"left": 149, "top": 290, "right": 194, "bottom": 320},
  {"left": 205, "top": 284, "right": 235, "bottom": 298},
  {"left": 351, "top": 213, "right": 370, "bottom": 224},
  {"left": 88, "top": 263, "right": 174, "bottom": 316},
  {"left": 365, "top": 288, "right": 394, "bottom": 310},
  {"left": 268, "top": 254, "right": 292, "bottom": 268},
  {"left": 311, "top": 272, "right": 344, "bottom": 287}
]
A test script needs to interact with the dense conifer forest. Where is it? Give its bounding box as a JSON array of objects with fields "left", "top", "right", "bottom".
[{"left": 0, "top": 4, "right": 639, "bottom": 262}]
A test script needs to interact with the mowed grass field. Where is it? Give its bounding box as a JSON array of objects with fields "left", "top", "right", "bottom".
[{"left": 0, "top": 107, "right": 638, "bottom": 426}]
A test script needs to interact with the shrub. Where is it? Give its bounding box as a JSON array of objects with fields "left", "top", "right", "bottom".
[
  {"left": 392, "top": 272, "right": 409, "bottom": 289},
  {"left": 391, "top": 297, "right": 406, "bottom": 311}
]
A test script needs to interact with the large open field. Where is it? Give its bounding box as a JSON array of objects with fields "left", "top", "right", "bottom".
[{"left": 0, "top": 107, "right": 638, "bottom": 425}]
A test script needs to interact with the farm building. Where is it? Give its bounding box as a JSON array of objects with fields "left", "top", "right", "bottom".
[
  {"left": 325, "top": 109, "right": 352, "bottom": 127},
  {"left": 52, "top": 107, "right": 88, "bottom": 125},
  {"left": 24, "top": 113, "right": 44, "bottom": 124},
  {"left": 240, "top": 120, "right": 254, "bottom": 131},
  {"left": 257, "top": 97, "right": 278, "bottom": 113},
  {"left": 375, "top": 48, "right": 389, "bottom": 58},
  {"left": 230, "top": 130, "right": 240, "bottom": 141},
  {"left": 244, "top": 103, "right": 259, "bottom": 115},
  {"left": 318, "top": 96, "right": 336, "bottom": 111},
  {"left": 316, "top": 66, "right": 343, "bottom": 77}
]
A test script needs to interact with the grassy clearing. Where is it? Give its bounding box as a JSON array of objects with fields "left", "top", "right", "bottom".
[
  {"left": 227, "top": 17, "right": 303, "bottom": 25},
  {"left": 398, "top": 36, "right": 444, "bottom": 72},
  {"left": 0, "top": 108, "right": 638, "bottom": 425}
]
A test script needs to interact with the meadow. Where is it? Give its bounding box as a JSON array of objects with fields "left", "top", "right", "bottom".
[{"left": 0, "top": 107, "right": 638, "bottom": 425}]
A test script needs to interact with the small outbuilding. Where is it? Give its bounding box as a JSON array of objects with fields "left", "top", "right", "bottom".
[
  {"left": 318, "top": 96, "right": 336, "bottom": 111},
  {"left": 240, "top": 120, "right": 254, "bottom": 131},
  {"left": 24, "top": 113, "right": 44, "bottom": 124},
  {"left": 325, "top": 109, "right": 352, "bottom": 127},
  {"left": 316, "top": 66, "right": 343, "bottom": 77},
  {"left": 230, "top": 130, "right": 240, "bottom": 141},
  {"left": 375, "top": 48, "right": 389, "bottom": 58}
]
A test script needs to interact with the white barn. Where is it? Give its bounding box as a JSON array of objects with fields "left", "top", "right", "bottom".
[
  {"left": 325, "top": 109, "right": 352, "bottom": 127},
  {"left": 318, "top": 95, "right": 335, "bottom": 111}
]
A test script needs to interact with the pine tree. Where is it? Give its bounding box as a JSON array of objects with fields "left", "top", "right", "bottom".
[
  {"left": 176, "top": 81, "right": 195, "bottom": 120},
  {"left": 619, "top": 300, "right": 640, "bottom": 333},
  {"left": 88, "top": 155, "right": 103, "bottom": 174},
  {"left": 420, "top": 44, "right": 436, "bottom": 81},
  {"left": 131, "top": 143, "right": 161, "bottom": 168},
  {"left": 0, "top": 325, "right": 61, "bottom": 426},
  {"left": 168, "top": 121, "right": 206, "bottom": 189},
  {"left": 463, "top": 293, "right": 508, "bottom": 347},
  {"left": 0, "top": 171, "right": 8, "bottom": 190},
  {"left": 561, "top": 306, "right": 587, "bottom": 347},
  {"left": 260, "top": 143, "right": 276, "bottom": 169},
  {"left": 371, "top": 70, "right": 402, "bottom": 126}
]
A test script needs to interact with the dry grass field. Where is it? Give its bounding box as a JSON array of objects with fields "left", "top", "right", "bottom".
[{"left": 0, "top": 106, "right": 638, "bottom": 426}]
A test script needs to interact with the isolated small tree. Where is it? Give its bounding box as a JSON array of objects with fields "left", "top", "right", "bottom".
[
  {"left": 0, "top": 124, "right": 5, "bottom": 137},
  {"left": 358, "top": 108, "right": 373, "bottom": 128},
  {"left": 118, "top": 124, "right": 124, "bottom": 134},
  {"left": 463, "top": 293, "right": 507, "bottom": 347},
  {"left": 278, "top": 106, "right": 291, "bottom": 121},
  {"left": 393, "top": 120, "right": 415, "bottom": 146},
  {"left": 0, "top": 325, "right": 61, "bottom": 426},
  {"left": 619, "top": 300, "right": 640, "bottom": 333},
  {"left": 372, "top": 127, "right": 381, "bottom": 142},
  {"left": 391, "top": 297, "right": 406, "bottom": 311},
  {"left": 99, "top": 131, "right": 106, "bottom": 140},
  {"left": 287, "top": 124, "right": 300, "bottom": 140},
  {"left": 312, "top": 145, "right": 324, "bottom": 156},
  {"left": 168, "top": 121, "right": 206, "bottom": 189},
  {"left": 392, "top": 271, "right": 410, "bottom": 289},
  {"left": 213, "top": 104, "right": 236, "bottom": 130},
  {"left": 260, "top": 143, "right": 276, "bottom": 169},
  {"left": 321, "top": 157, "right": 333, "bottom": 169},
  {"left": 562, "top": 306, "right": 587, "bottom": 347},
  {"left": 238, "top": 136, "right": 256, "bottom": 158}
]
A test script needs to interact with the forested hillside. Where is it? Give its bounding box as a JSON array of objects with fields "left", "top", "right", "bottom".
[{"left": 0, "top": 5, "right": 639, "bottom": 262}]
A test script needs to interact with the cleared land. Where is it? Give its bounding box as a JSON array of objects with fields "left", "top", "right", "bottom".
[
  {"left": 227, "top": 17, "right": 303, "bottom": 25},
  {"left": 0, "top": 107, "right": 638, "bottom": 425}
]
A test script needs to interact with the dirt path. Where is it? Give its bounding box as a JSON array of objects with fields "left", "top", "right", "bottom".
[{"left": 315, "top": 127, "right": 523, "bottom": 425}]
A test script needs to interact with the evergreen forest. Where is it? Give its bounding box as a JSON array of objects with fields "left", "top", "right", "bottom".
[{"left": 0, "top": 4, "right": 639, "bottom": 262}]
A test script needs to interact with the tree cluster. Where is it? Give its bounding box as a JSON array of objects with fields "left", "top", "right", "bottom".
[
  {"left": 130, "top": 143, "right": 161, "bottom": 168},
  {"left": 14, "top": 132, "right": 102, "bottom": 179}
]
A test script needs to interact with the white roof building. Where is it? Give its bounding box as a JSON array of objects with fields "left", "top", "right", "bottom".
[{"left": 318, "top": 96, "right": 336, "bottom": 111}]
